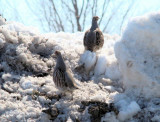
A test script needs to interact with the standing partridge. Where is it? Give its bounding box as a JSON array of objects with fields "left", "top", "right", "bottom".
[
  {"left": 83, "top": 16, "right": 104, "bottom": 52},
  {"left": 53, "top": 51, "right": 78, "bottom": 91}
]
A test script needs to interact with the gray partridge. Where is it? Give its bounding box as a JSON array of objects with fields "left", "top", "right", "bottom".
[
  {"left": 83, "top": 16, "right": 104, "bottom": 52},
  {"left": 53, "top": 51, "right": 78, "bottom": 91}
]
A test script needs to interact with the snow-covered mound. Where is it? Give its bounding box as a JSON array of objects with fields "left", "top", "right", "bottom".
[
  {"left": 0, "top": 17, "right": 122, "bottom": 121},
  {"left": 115, "top": 12, "right": 160, "bottom": 98},
  {"left": 0, "top": 14, "right": 160, "bottom": 122}
]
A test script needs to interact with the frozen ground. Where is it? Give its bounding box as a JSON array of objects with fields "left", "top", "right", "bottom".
[{"left": 0, "top": 12, "right": 160, "bottom": 122}]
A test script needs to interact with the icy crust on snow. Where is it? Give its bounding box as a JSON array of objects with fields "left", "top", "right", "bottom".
[{"left": 115, "top": 12, "right": 160, "bottom": 98}]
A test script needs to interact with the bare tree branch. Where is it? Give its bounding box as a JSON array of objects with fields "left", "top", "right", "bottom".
[
  {"left": 82, "top": 0, "right": 89, "bottom": 31},
  {"left": 103, "top": 1, "right": 124, "bottom": 32},
  {"left": 5, "top": 0, "right": 136, "bottom": 33},
  {"left": 103, "top": 14, "right": 113, "bottom": 32},
  {"left": 99, "top": 0, "right": 111, "bottom": 25},
  {"left": 49, "top": 0, "right": 64, "bottom": 31},
  {"left": 119, "top": 1, "right": 134, "bottom": 32},
  {"left": 61, "top": 0, "right": 75, "bottom": 32},
  {"left": 91, "top": 0, "right": 96, "bottom": 17},
  {"left": 94, "top": 0, "right": 98, "bottom": 16},
  {"left": 61, "top": 0, "right": 74, "bottom": 14},
  {"left": 72, "top": 0, "right": 81, "bottom": 31},
  {"left": 79, "top": 0, "right": 84, "bottom": 18}
]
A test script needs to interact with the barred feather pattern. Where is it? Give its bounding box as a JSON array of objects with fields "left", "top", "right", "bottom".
[
  {"left": 53, "top": 68, "right": 67, "bottom": 89},
  {"left": 53, "top": 51, "right": 78, "bottom": 91}
]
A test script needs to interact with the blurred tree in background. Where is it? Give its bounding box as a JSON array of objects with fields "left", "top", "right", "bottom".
[
  {"left": 25, "top": 0, "right": 136, "bottom": 33},
  {"left": 0, "top": 0, "right": 139, "bottom": 34}
]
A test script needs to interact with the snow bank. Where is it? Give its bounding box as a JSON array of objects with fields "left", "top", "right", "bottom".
[
  {"left": 115, "top": 11, "right": 160, "bottom": 98},
  {"left": 0, "top": 12, "right": 160, "bottom": 121}
]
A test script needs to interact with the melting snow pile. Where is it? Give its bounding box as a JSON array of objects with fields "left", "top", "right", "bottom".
[
  {"left": 115, "top": 12, "right": 160, "bottom": 98},
  {"left": 0, "top": 12, "right": 160, "bottom": 122}
]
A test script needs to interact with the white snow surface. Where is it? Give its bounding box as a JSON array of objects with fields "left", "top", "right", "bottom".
[
  {"left": 117, "top": 101, "right": 141, "bottom": 121},
  {"left": 0, "top": 12, "right": 160, "bottom": 122},
  {"left": 115, "top": 11, "right": 160, "bottom": 98}
]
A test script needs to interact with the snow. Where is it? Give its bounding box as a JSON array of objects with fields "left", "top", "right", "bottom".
[
  {"left": 0, "top": 16, "right": 6, "bottom": 26},
  {"left": 101, "top": 112, "right": 119, "bottom": 122},
  {"left": 0, "top": 12, "right": 160, "bottom": 121},
  {"left": 2, "top": 21, "right": 39, "bottom": 36},
  {"left": 80, "top": 51, "right": 97, "bottom": 74},
  {"left": 115, "top": 11, "right": 160, "bottom": 98},
  {"left": 117, "top": 101, "right": 141, "bottom": 121},
  {"left": 94, "top": 54, "right": 107, "bottom": 76}
]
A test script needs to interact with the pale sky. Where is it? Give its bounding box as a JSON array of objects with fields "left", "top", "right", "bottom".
[{"left": 1, "top": 0, "right": 160, "bottom": 34}]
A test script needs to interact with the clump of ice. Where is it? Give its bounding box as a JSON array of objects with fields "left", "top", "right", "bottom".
[
  {"left": 20, "top": 78, "right": 33, "bottom": 90},
  {"left": 80, "top": 51, "right": 97, "bottom": 74},
  {"left": 101, "top": 112, "right": 119, "bottom": 122},
  {"left": 0, "top": 16, "right": 6, "bottom": 26},
  {"left": 94, "top": 54, "right": 107, "bottom": 76},
  {"left": 117, "top": 101, "right": 141, "bottom": 121},
  {"left": 115, "top": 11, "right": 160, "bottom": 98},
  {"left": 1, "top": 27, "right": 18, "bottom": 43}
]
